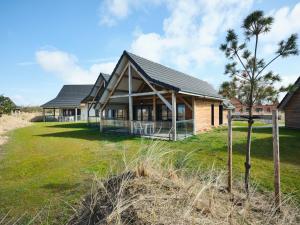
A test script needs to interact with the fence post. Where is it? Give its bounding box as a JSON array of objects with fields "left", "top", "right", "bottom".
[
  {"left": 228, "top": 110, "right": 232, "bottom": 193},
  {"left": 272, "top": 110, "right": 281, "bottom": 211}
]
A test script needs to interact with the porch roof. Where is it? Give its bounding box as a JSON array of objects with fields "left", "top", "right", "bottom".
[{"left": 41, "top": 85, "right": 93, "bottom": 108}]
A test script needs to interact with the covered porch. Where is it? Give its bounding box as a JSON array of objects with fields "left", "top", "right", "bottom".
[
  {"left": 98, "top": 59, "right": 195, "bottom": 141},
  {"left": 42, "top": 107, "right": 82, "bottom": 122}
]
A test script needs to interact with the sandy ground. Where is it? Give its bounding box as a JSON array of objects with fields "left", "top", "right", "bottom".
[{"left": 0, "top": 113, "right": 38, "bottom": 146}]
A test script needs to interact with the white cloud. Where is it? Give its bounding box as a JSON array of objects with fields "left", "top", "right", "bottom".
[
  {"left": 36, "top": 50, "right": 115, "bottom": 84},
  {"left": 131, "top": 0, "right": 253, "bottom": 72},
  {"left": 262, "top": 3, "right": 300, "bottom": 55},
  {"left": 99, "top": 0, "right": 162, "bottom": 26}
]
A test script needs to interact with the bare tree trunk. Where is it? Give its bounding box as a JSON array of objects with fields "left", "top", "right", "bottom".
[
  {"left": 245, "top": 81, "right": 254, "bottom": 195},
  {"left": 245, "top": 115, "right": 253, "bottom": 195}
]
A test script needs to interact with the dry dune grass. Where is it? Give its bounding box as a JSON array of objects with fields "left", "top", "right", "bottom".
[
  {"left": 67, "top": 142, "right": 300, "bottom": 225},
  {"left": 0, "top": 113, "right": 38, "bottom": 146}
]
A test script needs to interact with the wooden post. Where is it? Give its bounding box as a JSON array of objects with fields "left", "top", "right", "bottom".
[
  {"left": 75, "top": 108, "right": 78, "bottom": 122},
  {"left": 172, "top": 92, "right": 177, "bottom": 141},
  {"left": 272, "top": 109, "right": 281, "bottom": 211},
  {"left": 152, "top": 95, "right": 156, "bottom": 130},
  {"left": 227, "top": 110, "right": 232, "bottom": 193},
  {"left": 87, "top": 103, "right": 90, "bottom": 125},
  {"left": 99, "top": 106, "right": 103, "bottom": 132},
  {"left": 43, "top": 108, "right": 45, "bottom": 122},
  {"left": 192, "top": 96, "right": 196, "bottom": 135},
  {"left": 128, "top": 64, "right": 133, "bottom": 134}
]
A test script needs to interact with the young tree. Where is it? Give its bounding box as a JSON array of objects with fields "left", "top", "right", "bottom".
[
  {"left": 219, "top": 80, "right": 237, "bottom": 99},
  {"left": 220, "top": 11, "right": 298, "bottom": 194}
]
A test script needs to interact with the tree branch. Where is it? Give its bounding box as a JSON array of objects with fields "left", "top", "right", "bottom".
[
  {"left": 255, "top": 54, "right": 281, "bottom": 79},
  {"left": 234, "top": 51, "right": 252, "bottom": 79}
]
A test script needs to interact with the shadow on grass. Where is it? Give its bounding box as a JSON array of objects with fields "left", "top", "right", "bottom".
[
  {"left": 180, "top": 127, "right": 300, "bottom": 166},
  {"left": 38, "top": 123, "right": 138, "bottom": 142},
  {"left": 45, "top": 122, "right": 90, "bottom": 129},
  {"left": 42, "top": 182, "right": 80, "bottom": 192}
]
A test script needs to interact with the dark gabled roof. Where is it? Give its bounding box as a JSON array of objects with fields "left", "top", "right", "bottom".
[
  {"left": 81, "top": 73, "right": 110, "bottom": 103},
  {"left": 278, "top": 76, "right": 300, "bottom": 109},
  {"left": 124, "top": 51, "right": 223, "bottom": 100},
  {"left": 102, "top": 73, "right": 110, "bottom": 82},
  {"left": 41, "top": 85, "right": 93, "bottom": 108}
]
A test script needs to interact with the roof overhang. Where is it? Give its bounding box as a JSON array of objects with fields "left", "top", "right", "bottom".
[
  {"left": 178, "top": 91, "right": 225, "bottom": 101},
  {"left": 278, "top": 76, "right": 300, "bottom": 109}
]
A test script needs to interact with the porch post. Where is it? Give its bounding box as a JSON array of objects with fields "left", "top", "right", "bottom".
[
  {"left": 172, "top": 92, "right": 177, "bottom": 141},
  {"left": 192, "top": 96, "right": 196, "bottom": 135},
  {"left": 152, "top": 96, "right": 156, "bottom": 129},
  {"left": 128, "top": 64, "right": 134, "bottom": 134},
  {"left": 43, "top": 108, "right": 45, "bottom": 122},
  {"left": 99, "top": 106, "right": 103, "bottom": 132},
  {"left": 75, "top": 108, "right": 78, "bottom": 122},
  {"left": 87, "top": 103, "right": 90, "bottom": 125}
]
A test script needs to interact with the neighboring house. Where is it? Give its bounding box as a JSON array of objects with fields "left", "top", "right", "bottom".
[
  {"left": 278, "top": 76, "right": 300, "bottom": 129},
  {"left": 230, "top": 97, "right": 278, "bottom": 115},
  {"left": 93, "top": 51, "right": 232, "bottom": 141},
  {"left": 81, "top": 73, "right": 110, "bottom": 123},
  {"left": 41, "top": 84, "right": 94, "bottom": 122}
]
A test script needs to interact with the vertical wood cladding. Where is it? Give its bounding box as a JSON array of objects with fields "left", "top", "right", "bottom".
[
  {"left": 194, "top": 98, "right": 221, "bottom": 132},
  {"left": 284, "top": 89, "right": 300, "bottom": 129}
]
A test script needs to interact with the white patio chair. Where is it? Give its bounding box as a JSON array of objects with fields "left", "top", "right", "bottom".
[{"left": 134, "top": 121, "right": 143, "bottom": 135}]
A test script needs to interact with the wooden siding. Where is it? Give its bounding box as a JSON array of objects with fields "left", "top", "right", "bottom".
[
  {"left": 222, "top": 109, "right": 228, "bottom": 125},
  {"left": 284, "top": 89, "right": 300, "bottom": 129},
  {"left": 194, "top": 98, "right": 222, "bottom": 133}
]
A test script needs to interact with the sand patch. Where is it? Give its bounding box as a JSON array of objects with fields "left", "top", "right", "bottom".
[{"left": 0, "top": 113, "right": 38, "bottom": 147}]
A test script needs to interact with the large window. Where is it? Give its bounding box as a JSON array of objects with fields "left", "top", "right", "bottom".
[
  {"left": 177, "top": 104, "right": 185, "bottom": 121},
  {"left": 157, "top": 104, "right": 185, "bottom": 121},
  {"left": 134, "top": 105, "right": 152, "bottom": 121}
]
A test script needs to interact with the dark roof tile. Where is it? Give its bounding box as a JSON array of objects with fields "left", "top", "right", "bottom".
[
  {"left": 126, "top": 51, "right": 222, "bottom": 99},
  {"left": 41, "top": 85, "right": 93, "bottom": 108}
]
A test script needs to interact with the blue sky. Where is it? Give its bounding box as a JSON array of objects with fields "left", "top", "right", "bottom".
[{"left": 1, "top": 0, "right": 300, "bottom": 105}]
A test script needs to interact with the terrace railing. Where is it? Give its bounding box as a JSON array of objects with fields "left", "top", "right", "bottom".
[
  {"left": 44, "top": 115, "right": 82, "bottom": 122},
  {"left": 88, "top": 116, "right": 100, "bottom": 126},
  {"left": 176, "top": 119, "right": 193, "bottom": 139},
  {"left": 101, "top": 119, "right": 130, "bottom": 133},
  {"left": 100, "top": 119, "right": 194, "bottom": 140}
]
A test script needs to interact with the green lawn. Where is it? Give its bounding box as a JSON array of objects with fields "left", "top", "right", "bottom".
[
  {"left": 232, "top": 120, "right": 270, "bottom": 127},
  {"left": 0, "top": 122, "right": 299, "bottom": 222}
]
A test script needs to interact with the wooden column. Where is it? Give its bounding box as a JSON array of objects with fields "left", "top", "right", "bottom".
[
  {"left": 128, "top": 64, "right": 133, "bottom": 134},
  {"left": 192, "top": 96, "right": 196, "bottom": 135},
  {"left": 172, "top": 92, "right": 177, "bottom": 141},
  {"left": 152, "top": 96, "right": 156, "bottom": 121},
  {"left": 87, "top": 103, "right": 90, "bottom": 124},
  {"left": 99, "top": 106, "right": 103, "bottom": 132},
  {"left": 75, "top": 108, "right": 78, "bottom": 122},
  {"left": 152, "top": 95, "right": 156, "bottom": 130},
  {"left": 43, "top": 108, "right": 45, "bottom": 122},
  {"left": 227, "top": 110, "right": 232, "bottom": 193},
  {"left": 272, "top": 109, "right": 281, "bottom": 211},
  {"left": 53, "top": 108, "right": 55, "bottom": 117}
]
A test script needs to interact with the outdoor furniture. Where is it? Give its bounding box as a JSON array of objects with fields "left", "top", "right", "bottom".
[
  {"left": 134, "top": 121, "right": 143, "bottom": 134},
  {"left": 143, "top": 122, "right": 154, "bottom": 135}
]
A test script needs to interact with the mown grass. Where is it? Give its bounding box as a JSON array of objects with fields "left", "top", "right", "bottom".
[
  {"left": 232, "top": 120, "right": 269, "bottom": 127},
  {"left": 0, "top": 122, "right": 299, "bottom": 223}
]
